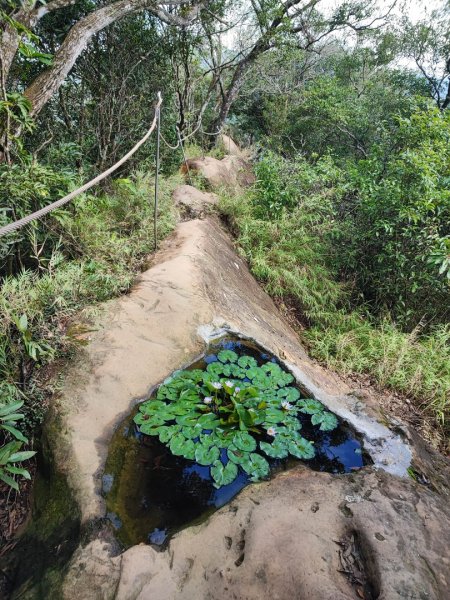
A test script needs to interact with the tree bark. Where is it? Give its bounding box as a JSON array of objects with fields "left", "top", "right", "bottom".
[{"left": 23, "top": 0, "right": 203, "bottom": 119}]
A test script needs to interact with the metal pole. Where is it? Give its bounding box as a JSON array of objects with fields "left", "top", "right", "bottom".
[
  {"left": 177, "top": 126, "right": 193, "bottom": 186},
  {"left": 154, "top": 95, "right": 161, "bottom": 251}
]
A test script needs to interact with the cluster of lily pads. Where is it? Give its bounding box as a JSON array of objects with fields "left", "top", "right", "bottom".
[{"left": 134, "top": 350, "right": 338, "bottom": 488}]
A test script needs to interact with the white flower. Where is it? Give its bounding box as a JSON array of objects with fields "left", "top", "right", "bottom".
[
  {"left": 234, "top": 387, "right": 241, "bottom": 394},
  {"left": 211, "top": 382, "right": 222, "bottom": 390},
  {"left": 204, "top": 396, "right": 213, "bottom": 404},
  {"left": 267, "top": 427, "right": 277, "bottom": 437},
  {"left": 281, "top": 400, "right": 293, "bottom": 411},
  {"left": 225, "top": 380, "right": 234, "bottom": 387}
]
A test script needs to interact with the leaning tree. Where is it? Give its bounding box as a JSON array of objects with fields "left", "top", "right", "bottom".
[{"left": 0, "top": 0, "right": 208, "bottom": 161}]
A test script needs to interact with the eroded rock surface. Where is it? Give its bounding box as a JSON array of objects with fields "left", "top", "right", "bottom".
[
  {"left": 218, "top": 134, "right": 247, "bottom": 157},
  {"left": 184, "top": 155, "right": 255, "bottom": 190},
  {"left": 63, "top": 467, "right": 450, "bottom": 600},
  {"left": 172, "top": 184, "right": 218, "bottom": 218}
]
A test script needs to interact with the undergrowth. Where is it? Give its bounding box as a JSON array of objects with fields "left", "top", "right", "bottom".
[
  {"left": 0, "top": 170, "right": 180, "bottom": 449},
  {"left": 219, "top": 153, "right": 450, "bottom": 442}
]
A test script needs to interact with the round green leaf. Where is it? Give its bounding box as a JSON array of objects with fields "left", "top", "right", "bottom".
[
  {"left": 195, "top": 443, "right": 220, "bottom": 466},
  {"left": 233, "top": 431, "right": 257, "bottom": 452},
  {"left": 311, "top": 411, "right": 338, "bottom": 431},
  {"left": 277, "top": 387, "right": 300, "bottom": 402},
  {"left": 207, "top": 362, "right": 225, "bottom": 376},
  {"left": 198, "top": 412, "right": 220, "bottom": 428},
  {"left": 211, "top": 460, "right": 238, "bottom": 488},
  {"left": 182, "top": 424, "right": 203, "bottom": 439},
  {"left": 241, "top": 453, "right": 270, "bottom": 481},
  {"left": 176, "top": 414, "right": 199, "bottom": 427},
  {"left": 288, "top": 437, "right": 315, "bottom": 460},
  {"left": 237, "top": 355, "right": 258, "bottom": 369},
  {"left": 261, "top": 362, "right": 282, "bottom": 376},
  {"left": 139, "top": 423, "right": 163, "bottom": 436},
  {"left": 297, "top": 399, "right": 324, "bottom": 415},
  {"left": 217, "top": 350, "right": 238, "bottom": 363},
  {"left": 264, "top": 408, "right": 285, "bottom": 424},
  {"left": 260, "top": 439, "right": 289, "bottom": 459},
  {"left": 227, "top": 444, "right": 250, "bottom": 465},
  {"left": 158, "top": 425, "right": 181, "bottom": 443},
  {"left": 169, "top": 433, "right": 191, "bottom": 457}
]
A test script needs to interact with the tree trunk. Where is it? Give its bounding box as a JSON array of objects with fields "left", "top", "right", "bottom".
[
  {"left": 2, "top": 0, "right": 203, "bottom": 137},
  {"left": 24, "top": 0, "right": 154, "bottom": 118},
  {"left": 208, "top": 39, "right": 268, "bottom": 144}
]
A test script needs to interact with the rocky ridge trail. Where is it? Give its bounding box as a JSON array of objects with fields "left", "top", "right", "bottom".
[{"left": 5, "top": 143, "right": 450, "bottom": 599}]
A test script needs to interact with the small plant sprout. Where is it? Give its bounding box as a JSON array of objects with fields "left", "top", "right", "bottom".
[{"left": 134, "top": 351, "right": 339, "bottom": 488}]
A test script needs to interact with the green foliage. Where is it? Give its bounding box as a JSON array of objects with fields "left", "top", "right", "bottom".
[
  {"left": 334, "top": 105, "right": 450, "bottom": 325},
  {"left": 0, "top": 398, "right": 35, "bottom": 490},
  {"left": 0, "top": 440, "right": 35, "bottom": 491},
  {"left": 134, "top": 353, "right": 338, "bottom": 488},
  {"left": 219, "top": 146, "right": 450, "bottom": 435},
  {"left": 0, "top": 169, "right": 179, "bottom": 458}
]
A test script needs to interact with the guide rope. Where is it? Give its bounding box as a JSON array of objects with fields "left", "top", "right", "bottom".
[{"left": 0, "top": 92, "right": 163, "bottom": 238}]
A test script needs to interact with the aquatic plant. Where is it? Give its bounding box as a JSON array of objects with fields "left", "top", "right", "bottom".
[{"left": 134, "top": 350, "right": 338, "bottom": 488}]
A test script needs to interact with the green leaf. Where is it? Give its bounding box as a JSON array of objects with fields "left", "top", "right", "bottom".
[
  {"left": 176, "top": 414, "right": 199, "bottom": 427},
  {"left": 297, "top": 399, "right": 324, "bottom": 415},
  {"left": 6, "top": 466, "right": 31, "bottom": 479},
  {"left": 311, "top": 411, "right": 338, "bottom": 431},
  {"left": 227, "top": 444, "right": 249, "bottom": 465},
  {"left": 195, "top": 443, "right": 220, "bottom": 466},
  {"left": 264, "top": 408, "right": 285, "bottom": 423},
  {"left": 0, "top": 413, "right": 24, "bottom": 422},
  {"left": 0, "top": 401, "right": 24, "bottom": 417},
  {"left": 237, "top": 355, "right": 257, "bottom": 369},
  {"left": 282, "top": 416, "right": 302, "bottom": 431},
  {"left": 1, "top": 424, "right": 28, "bottom": 442},
  {"left": 211, "top": 460, "right": 238, "bottom": 488},
  {"left": 288, "top": 437, "right": 315, "bottom": 460},
  {"left": 233, "top": 431, "right": 257, "bottom": 452},
  {"left": 8, "top": 450, "right": 36, "bottom": 463},
  {"left": 197, "top": 412, "right": 220, "bottom": 428},
  {"left": 260, "top": 439, "right": 289, "bottom": 459},
  {"left": 241, "top": 453, "right": 270, "bottom": 481},
  {"left": 261, "top": 362, "right": 282, "bottom": 376},
  {"left": 0, "top": 441, "right": 21, "bottom": 465},
  {"left": 246, "top": 366, "right": 262, "bottom": 380},
  {"left": 217, "top": 350, "right": 238, "bottom": 363},
  {"left": 139, "top": 423, "right": 163, "bottom": 436},
  {"left": 277, "top": 387, "right": 300, "bottom": 402},
  {"left": 158, "top": 425, "right": 181, "bottom": 443},
  {"left": 182, "top": 424, "right": 203, "bottom": 439},
  {"left": 210, "top": 432, "right": 235, "bottom": 448},
  {"left": 207, "top": 362, "right": 225, "bottom": 376},
  {"left": 138, "top": 415, "right": 167, "bottom": 430},
  {"left": 169, "top": 433, "right": 188, "bottom": 456},
  {"left": 0, "top": 471, "right": 19, "bottom": 491},
  {"left": 138, "top": 400, "right": 168, "bottom": 413}
]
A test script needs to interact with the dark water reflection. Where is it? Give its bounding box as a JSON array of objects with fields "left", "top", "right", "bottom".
[{"left": 104, "top": 337, "right": 368, "bottom": 548}]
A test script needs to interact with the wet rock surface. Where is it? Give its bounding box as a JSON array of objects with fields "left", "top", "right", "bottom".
[{"left": 63, "top": 468, "right": 450, "bottom": 600}]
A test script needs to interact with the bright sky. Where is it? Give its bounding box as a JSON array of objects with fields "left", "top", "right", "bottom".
[{"left": 223, "top": 0, "right": 447, "bottom": 47}]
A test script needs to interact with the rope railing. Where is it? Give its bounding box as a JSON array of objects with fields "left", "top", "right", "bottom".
[{"left": 0, "top": 92, "right": 163, "bottom": 239}]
